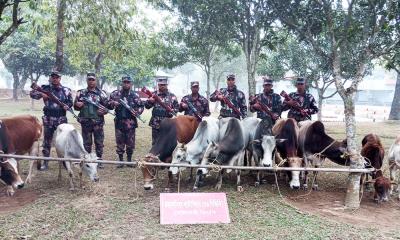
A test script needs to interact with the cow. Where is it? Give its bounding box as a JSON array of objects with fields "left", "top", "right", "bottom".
[
  {"left": 250, "top": 118, "right": 285, "bottom": 186},
  {"left": 298, "top": 120, "right": 349, "bottom": 190},
  {"left": 169, "top": 116, "right": 219, "bottom": 179},
  {"left": 361, "top": 133, "right": 384, "bottom": 180},
  {"left": 194, "top": 117, "right": 245, "bottom": 191},
  {"left": 272, "top": 118, "right": 303, "bottom": 189},
  {"left": 142, "top": 115, "right": 199, "bottom": 191},
  {"left": 0, "top": 115, "right": 42, "bottom": 196},
  {"left": 53, "top": 124, "right": 99, "bottom": 190},
  {"left": 373, "top": 169, "right": 390, "bottom": 203},
  {"left": 389, "top": 135, "right": 400, "bottom": 200}
]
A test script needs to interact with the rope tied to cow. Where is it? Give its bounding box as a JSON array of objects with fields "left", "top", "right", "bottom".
[{"left": 312, "top": 140, "right": 337, "bottom": 160}]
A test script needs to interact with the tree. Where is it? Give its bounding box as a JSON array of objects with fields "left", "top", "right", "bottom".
[
  {"left": 0, "top": 0, "right": 34, "bottom": 45},
  {"left": 54, "top": 0, "right": 66, "bottom": 72},
  {"left": 271, "top": 0, "right": 400, "bottom": 209},
  {"left": 0, "top": 30, "right": 75, "bottom": 100},
  {"left": 385, "top": 50, "right": 400, "bottom": 120}
]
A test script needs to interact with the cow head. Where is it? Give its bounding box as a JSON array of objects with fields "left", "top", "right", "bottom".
[
  {"left": 374, "top": 170, "right": 390, "bottom": 203},
  {"left": 288, "top": 157, "right": 303, "bottom": 189},
  {"left": 0, "top": 156, "right": 24, "bottom": 196},
  {"left": 81, "top": 152, "right": 99, "bottom": 182},
  {"left": 193, "top": 141, "right": 219, "bottom": 190},
  {"left": 169, "top": 142, "right": 187, "bottom": 175},
  {"left": 142, "top": 153, "right": 160, "bottom": 190},
  {"left": 253, "top": 136, "right": 287, "bottom": 167}
]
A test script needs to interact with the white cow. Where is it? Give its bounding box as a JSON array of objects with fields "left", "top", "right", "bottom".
[
  {"left": 53, "top": 124, "right": 99, "bottom": 190},
  {"left": 389, "top": 135, "right": 400, "bottom": 199},
  {"left": 170, "top": 116, "right": 219, "bottom": 176}
]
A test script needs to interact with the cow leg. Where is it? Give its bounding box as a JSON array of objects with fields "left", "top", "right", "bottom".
[
  {"left": 58, "top": 161, "right": 62, "bottom": 182},
  {"left": 165, "top": 171, "right": 173, "bottom": 192},
  {"left": 236, "top": 170, "right": 243, "bottom": 192},
  {"left": 79, "top": 167, "right": 83, "bottom": 189},
  {"left": 26, "top": 141, "right": 40, "bottom": 184},
  {"left": 65, "top": 162, "right": 75, "bottom": 191},
  {"left": 193, "top": 170, "right": 204, "bottom": 190},
  {"left": 302, "top": 170, "right": 309, "bottom": 190},
  {"left": 215, "top": 170, "right": 224, "bottom": 190},
  {"left": 312, "top": 171, "right": 319, "bottom": 191},
  {"left": 188, "top": 168, "right": 194, "bottom": 182}
]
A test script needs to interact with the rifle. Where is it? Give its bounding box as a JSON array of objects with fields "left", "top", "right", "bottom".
[
  {"left": 81, "top": 97, "right": 115, "bottom": 116},
  {"left": 280, "top": 90, "right": 311, "bottom": 119},
  {"left": 118, "top": 97, "right": 146, "bottom": 123},
  {"left": 183, "top": 100, "right": 202, "bottom": 121},
  {"left": 31, "top": 82, "right": 79, "bottom": 120},
  {"left": 141, "top": 87, "right": 177, "bottom": 116},
  {"left": 214, "top": 90, "right": 244, "bottom": 118},
  {"left": 249, "top": 95, "right": 279, "bottom": 121}
]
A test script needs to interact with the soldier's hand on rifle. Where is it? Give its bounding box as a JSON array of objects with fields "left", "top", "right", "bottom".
[
  {"left": 41, "top": 93, "right": 49, "bottom": 101},
  {"left": 75, "top": 101, "right": 84, "bottom": 108},
  {"left": 216, "top": 95, "right": 224, "bottom": 101},
  {"left": 111, "top": 100, "right": 119, "bottom": 107},
  {"left": 97, "top": 109, "right": 107, "bottom": 116},
  {"left": 286, "top": 100, "right": 297, "bottom": 107},
  {"left": 148, "top": 97, "right": 156, "bottom": 104},
  {"left": 63, "top": 105, "right": 69, "bottom": 111},
  {"left": 181, "top": 102, "right": 188, "bottom": 109},
  {"left": 252, "top": 103, "right": 262, "bottom": 110}
]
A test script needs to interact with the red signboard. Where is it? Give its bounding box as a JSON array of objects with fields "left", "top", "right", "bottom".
[{"left": 160, "top": 192, "right": 230, "bottom": 225}]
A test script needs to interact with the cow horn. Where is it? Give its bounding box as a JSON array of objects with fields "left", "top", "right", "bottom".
[{"left": 391, "top": 181, "right": 398, "bottom": 185}]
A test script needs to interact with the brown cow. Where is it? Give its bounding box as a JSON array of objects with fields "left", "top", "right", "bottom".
[
  {"left": 0, "top": 115, "right": 42, "bottom": 195},
  {"left": 272, "top": 118, "right": 303, "bottom": 189},
  {"left": 374, "top": 170, "right": 390, "bottom": 203},
  {"left": 142, "top": 115, "right": 198, "bottom": 190},
  {"left": 298, "top": 120, "right": 348, "bottom": 190},
  {"left": 361, "top": 133, "right": 384, "bottom": 178},
  {"left": 2, "top": 115, "right": 42, "bottom": 183}
]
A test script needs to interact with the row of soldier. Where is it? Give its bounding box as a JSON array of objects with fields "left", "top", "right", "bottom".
[{"left": 30, "top": 71, "right": 319, "bottom": 170}]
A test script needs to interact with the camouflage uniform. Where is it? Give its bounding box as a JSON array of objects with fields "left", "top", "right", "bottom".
[
  {"left": 210, "top": 86, "right": 247, "bottom": 119},
  {"left": 282, "top": 92, "right": 319, "bottom": 122},
  {"left": 30, "top": 84, "right": 73, "bottom": 159},
  {"left": 145, "top": 90, "right": 179, "bottom": 145},
  {"left": 74, "top": 87, "right": 109, "bottom": 159},
  {"left": 179, "top": 94, "right": 210, "bottom": 121},
  {"left": 249, "top": 90, "right": 282, "bottom": 124},
  {"left": 109, "top": 89, "right": 144, "bottom": 157}
]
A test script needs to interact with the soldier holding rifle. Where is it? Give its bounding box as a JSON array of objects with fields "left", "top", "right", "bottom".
[
  {"left": 281, "top": 77, "right": 319, "bottom": 122},
  {"left": 109, "top": 76, "right": 144, "bottom": 168},
  {"left": 143, "top": 77, "right": 179, "bottom": 145},
  {"left": 210, "top": 74, "right": 247, "bottom": 119},
  {"left": 179, "top": 81, "right": 210, "bottom": 122},
  {"left": 74, "top": 73, "right": 109, "bottom": 168},
  {"left": 30, "top": 70, "right": 74, "bottom": 170},
  {"left": 249, "top": 77, "right": 282, "bottom": 127}
]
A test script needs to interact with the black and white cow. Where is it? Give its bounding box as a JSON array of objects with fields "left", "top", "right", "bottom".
[
  {"left": 54, "top": 124, "right": 99, "bottom": 190},
  {"left": 170, "top": 116, "right": 219, "bottom": 177},
  {"left": 194, "top": 117, "right": 245, "bottom": 191}
]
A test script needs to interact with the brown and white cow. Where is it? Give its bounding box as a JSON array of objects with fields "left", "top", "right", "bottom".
[
  {"left": 272, "top": 118, "right": 303, "bottom": 189},
  {"left": 0, "top": 115, "right": 42, "bottom": 195},
  {"left": 142, "top": 115, "right": 199, "bottom": 190},
  {"left": 298, "top": 120, "right": 348, "bottom": 190},
  {"left": 389, "top": 135, "right": 400, "bottom": 200}
]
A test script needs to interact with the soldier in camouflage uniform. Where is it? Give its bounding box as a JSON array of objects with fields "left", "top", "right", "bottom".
[
  {"left": 250, "top": 77, "right": 282, "bottom": 132},
  {"left": 210, "top": 74, "right": 247, "bottom": 119},
  {"left": 30, "top": 71, "right": 73, "bottom": 170},
  {"left": 145, "top": 77, "right": 179, "bottom": 146},
  {"left": 282, "top": 77, "right": 319, "bottom": 122},
  {"left": 108, "top": 76, "right": 144, "bottom": 168},
  {"left": 179, "top": 81, "right": 210, "bottom": 121},
  {"left": 74, "top": 73, "right": 109, "bottom": 168}
]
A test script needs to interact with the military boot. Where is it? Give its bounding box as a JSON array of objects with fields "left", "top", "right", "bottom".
[
  {"left": 98, "top": 155, "right": 104, "bottom": 169},
  {"left": 116, "top": 154, "right": 124, "bottom": 168},
  {"left": 126, "top": 153, "right": 134, "bottom": 168}
]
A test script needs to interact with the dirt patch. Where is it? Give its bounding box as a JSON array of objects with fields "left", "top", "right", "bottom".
[
  {"left": 0, "top": 187, "right": 41, "bottom": 215},
  {"left": 285, "top": 188, "right": 400, "bottom": 232}
]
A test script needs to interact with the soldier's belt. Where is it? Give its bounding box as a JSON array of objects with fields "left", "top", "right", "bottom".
[{"left": 43, "top": 108, "right": 66, "bottom": 117}]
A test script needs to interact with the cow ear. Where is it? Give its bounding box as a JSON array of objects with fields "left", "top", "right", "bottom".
[
  {"left": 252, "top": 139, "right": 261, "bottom": 144},
  {"left": 276, "top": 138, "right": 287, "bottom": 143},
  {"left": 211, "top": 141, "right": 216, "bottom": 146}
]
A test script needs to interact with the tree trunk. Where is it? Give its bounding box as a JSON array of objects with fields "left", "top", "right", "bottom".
[
  {"left": 12, "top": 71, "right": 20, "bottom": 101},
  {"left": 54, "top": 0, "right": 66, "bottom": 72},
  {"left": 317, "top": 88, "right": 323, "bottom": 121},
  {"left": 205, "top": 63, "right": 211, "bottom": 99},
  {"left": 94, "top": 35, "right": 105, "bottom": 89},
  {"left": 389, "top": 70, "right": 400, "bottom": 120}
]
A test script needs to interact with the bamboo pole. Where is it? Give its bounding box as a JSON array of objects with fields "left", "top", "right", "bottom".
[{"left": 0, "top": 153, "right": 375, "bottom": 173}]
